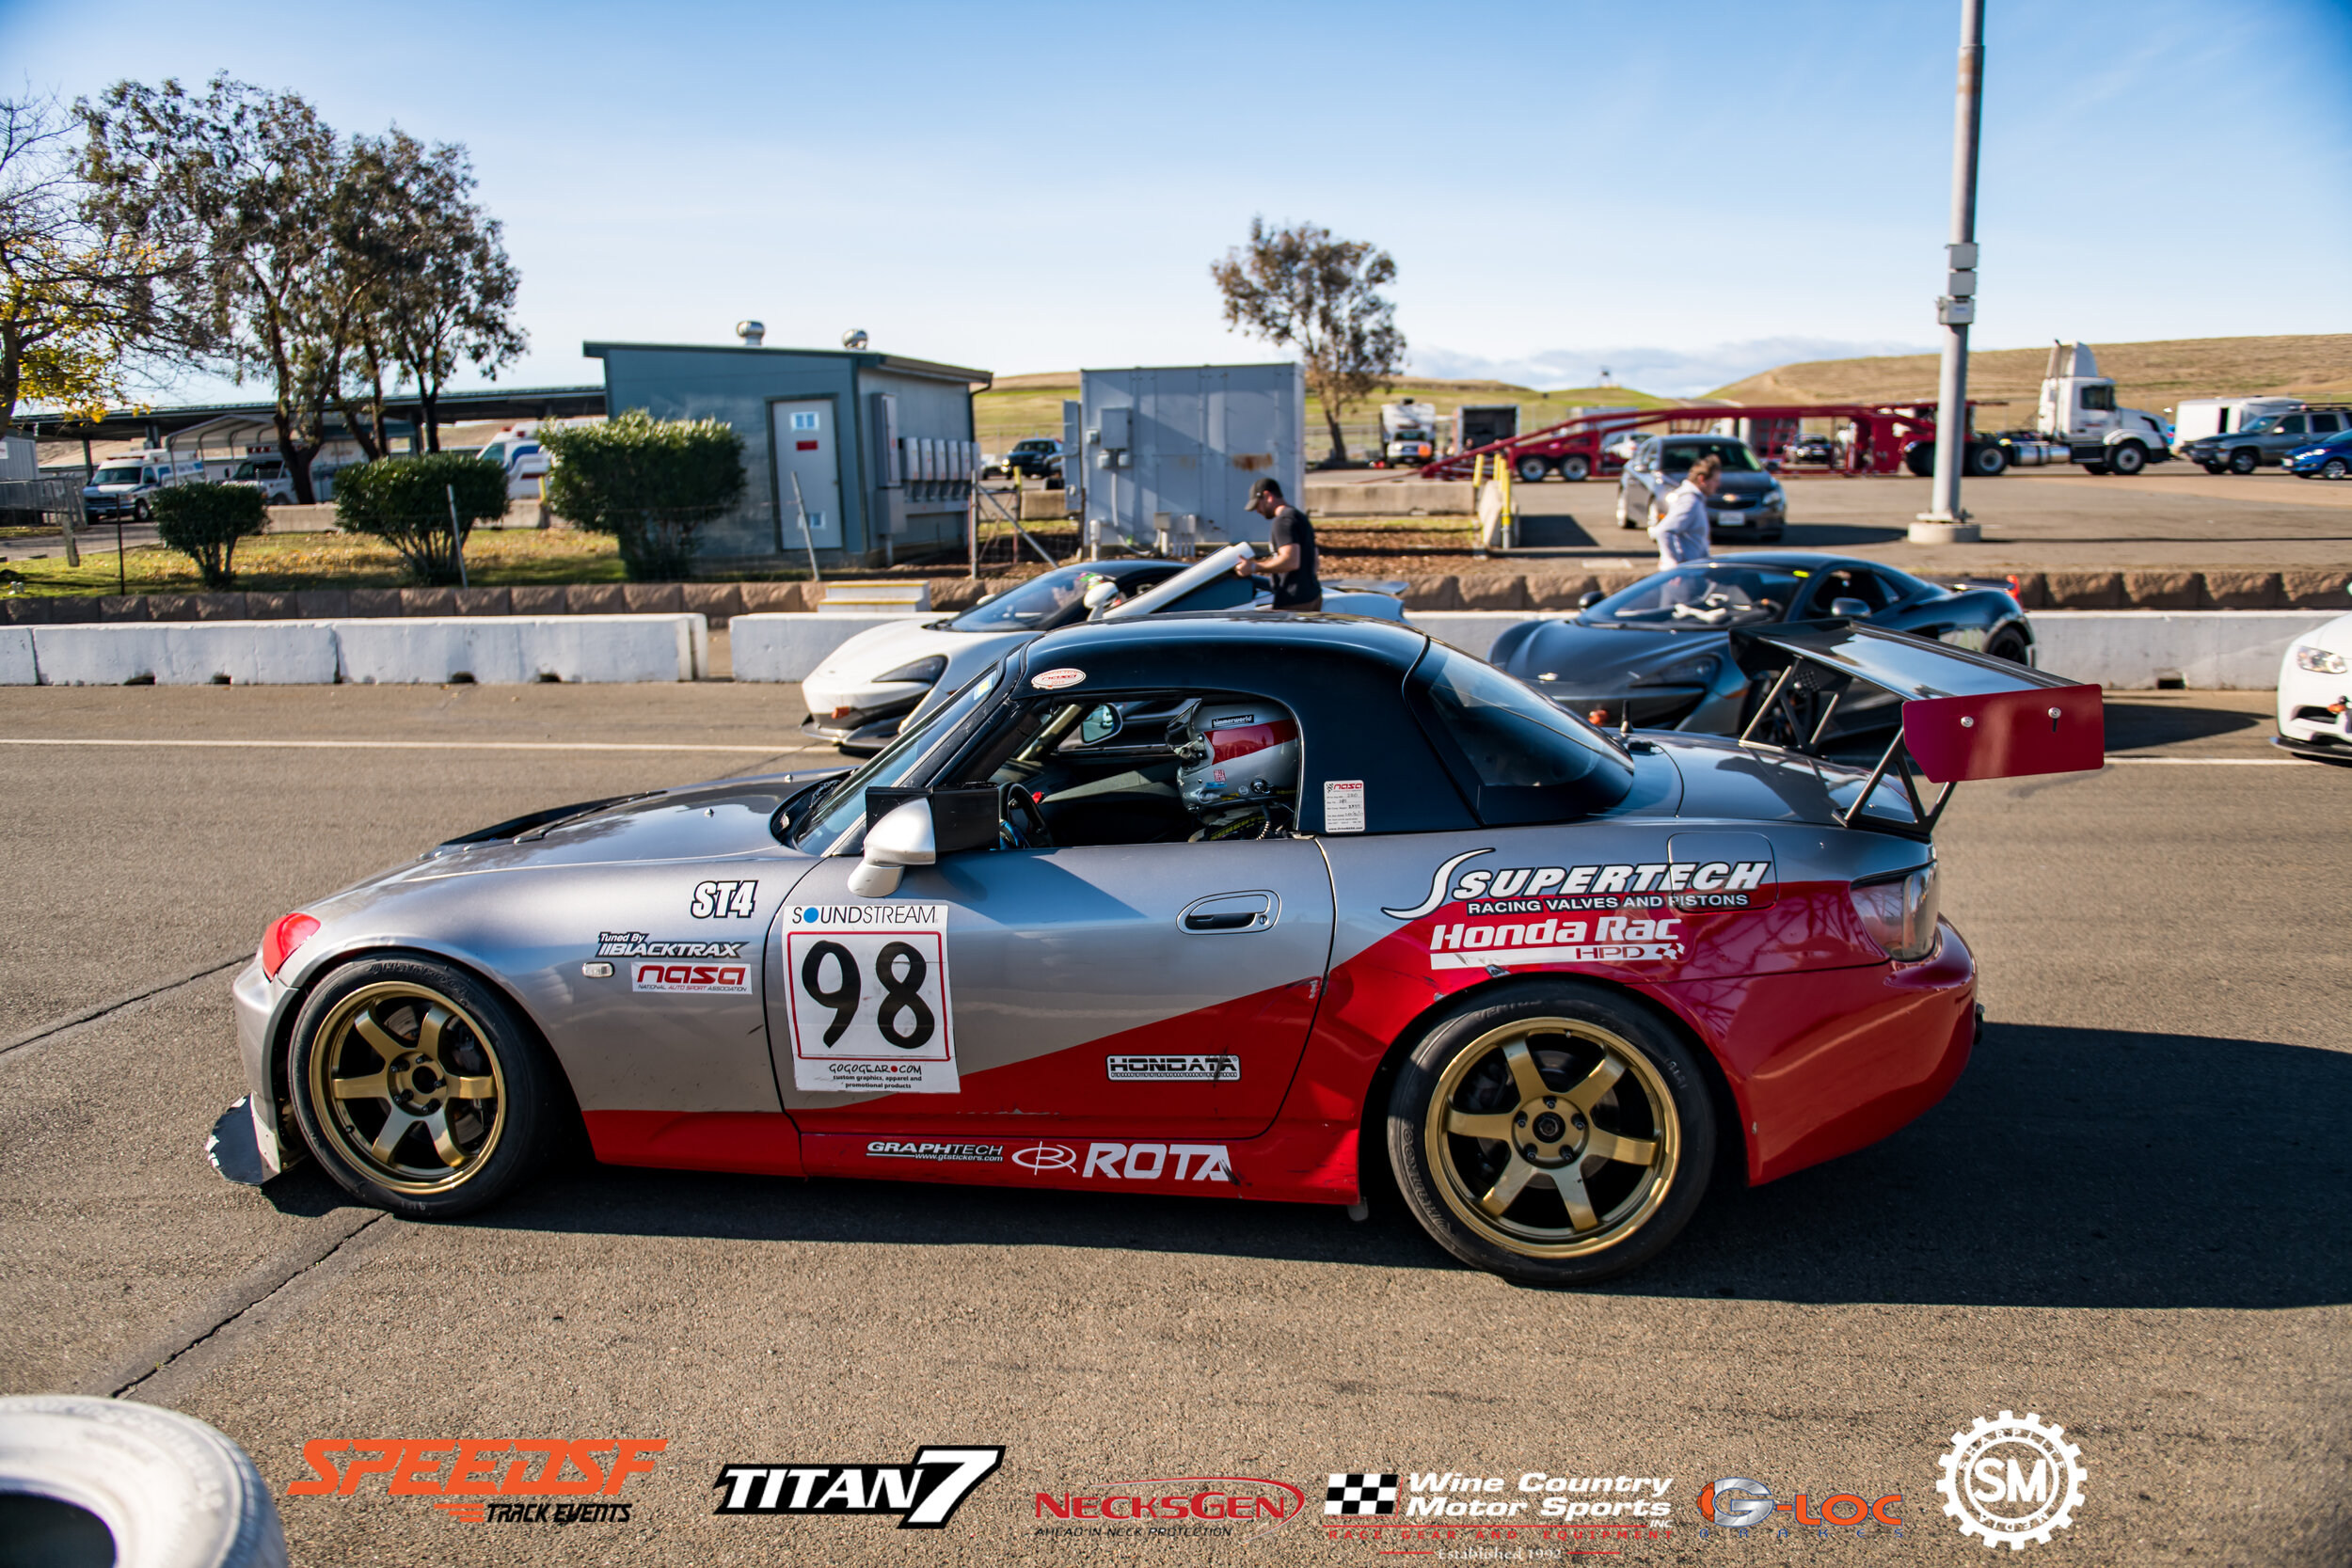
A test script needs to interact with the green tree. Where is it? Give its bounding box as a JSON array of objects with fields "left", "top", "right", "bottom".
[
  {"left": 333, "top": 452, "right": 509, "bottom": 585},
  {"left": 1210, "top": 216, "right": 1406, "bottom": 465},
  {"left": 538, "top": 411, "right": 745, "bottom": 580},
  {"left": 150, "top": 482, "right": 266, "bottom": 587}
]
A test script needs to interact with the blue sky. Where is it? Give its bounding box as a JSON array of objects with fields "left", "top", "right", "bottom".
[{"left": 5, "top": 0, "right": 2347, "bottom": 398}]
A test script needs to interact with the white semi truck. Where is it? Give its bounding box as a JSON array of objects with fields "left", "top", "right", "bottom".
[{"left": 1983, "top": 341, "right": 2174, "bottom": 476}]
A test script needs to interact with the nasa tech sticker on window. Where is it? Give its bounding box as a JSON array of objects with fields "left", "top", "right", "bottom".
[
  {"left": 786, "top": 904, "right": 957, "bottom": 1093},
  {"left": 1031, "top": 667, "right": 1087, "bottom": 691},
  {"left": 1323, "top": 779, "right": 1366, "bottom": 833}
]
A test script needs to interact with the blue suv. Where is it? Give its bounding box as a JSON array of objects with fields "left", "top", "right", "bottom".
[{"left": 2284, "top": 428, "right": 2352, "bottom": 480}]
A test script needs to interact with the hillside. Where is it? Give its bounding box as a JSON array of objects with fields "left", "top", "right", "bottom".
[
  {"left": 976, "top": 372, "right": 1685, "bottom": 450},
  {"left": 1708, "top": 334, "right": 2352, "bottom": 413}
]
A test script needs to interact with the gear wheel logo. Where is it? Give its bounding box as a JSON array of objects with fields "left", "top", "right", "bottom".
[{"left": 1937, "top": 1410, "right": 2086, "bottom": 1549}]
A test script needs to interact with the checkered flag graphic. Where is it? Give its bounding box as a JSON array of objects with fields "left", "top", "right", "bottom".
[{"left": 1326, "top": 1472, "right": 1399, "bottom": 1515}]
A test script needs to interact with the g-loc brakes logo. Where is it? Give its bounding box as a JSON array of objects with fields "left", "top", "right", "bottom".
[
  {"left": 1695, "top": 1477, "right": 1901, "bottom": 1532},
  {"left": 1936, "top": 1411, "right": 2085, "bottom": 1549},
  {"left": 713, "top": 1447, "right": 1003, "bottom": 1529}
]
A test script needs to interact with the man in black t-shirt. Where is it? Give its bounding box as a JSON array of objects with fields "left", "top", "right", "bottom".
[{"left": 1237, "top": 478, "right": 1322, "bottom": 610}]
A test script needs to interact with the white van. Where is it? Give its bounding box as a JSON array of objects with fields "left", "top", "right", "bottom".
[{"left": 2169, "top": 396, "right": 2303, "bottom": 456}]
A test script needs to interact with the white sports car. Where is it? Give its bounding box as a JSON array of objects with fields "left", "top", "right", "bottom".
[
  {"left": 801, "top": 546, "right": 1405, "bottom": 752},
  {"left": 2275, "top": 610, "right": 2352, "bottom": 764}
]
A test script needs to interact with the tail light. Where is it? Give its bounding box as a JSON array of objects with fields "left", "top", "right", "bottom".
[
  {"left": 2004, "top": 574, "right": 2026, "bottom": 604},
  {"left": 262, "top": 912, "right": 320, "bottom": 978},
  {"left": 1850, "top": 865, "right": 1939, "bottom": 962}
]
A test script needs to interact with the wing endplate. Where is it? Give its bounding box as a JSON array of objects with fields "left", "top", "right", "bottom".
[{"left": 1901, "top": 684, "right": 2106, "bottom": 784}]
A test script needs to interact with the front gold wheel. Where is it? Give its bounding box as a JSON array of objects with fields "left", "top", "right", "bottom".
[
  {"left": 304, "top": 982, "right": 508, "bottom": 1195},
  {"left": 1424, "top": 1017, "right": 1679, "bottom": 1258}
]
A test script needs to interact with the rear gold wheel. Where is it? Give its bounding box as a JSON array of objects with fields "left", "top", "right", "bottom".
[{"left": 1389, "top": 981, "right": 1715, "bottom": 1285}]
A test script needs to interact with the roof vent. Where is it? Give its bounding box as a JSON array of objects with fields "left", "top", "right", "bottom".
[{"left": 735, "top": 321, "right": 765, "bottom": 347}]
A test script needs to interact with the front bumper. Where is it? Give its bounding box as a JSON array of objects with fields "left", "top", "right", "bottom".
[
  {"left": 2275, "top": 654, "right": 2351, "bottom": 753},
  {"left": 1708, "top": 502, "right": 1786, "bottom": 536},
  {"left": 230, "top": 956, "right": 297, "bottom": 1179}
]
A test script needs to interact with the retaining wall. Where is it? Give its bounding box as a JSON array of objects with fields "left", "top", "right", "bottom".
[{"left": 10, "top": 615, "right": 706, "bottom": 686}]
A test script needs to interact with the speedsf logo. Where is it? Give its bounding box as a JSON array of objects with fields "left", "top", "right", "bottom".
[
  {"left": 1403, "top": 1471, "right": 1675, "bottom": 1522},
  {"left": 714, "top": 1447, "right": 1003, "bottom": 1529},
  {"left": 292, "top": 1438, "right": 663, "bottom": 1525}
]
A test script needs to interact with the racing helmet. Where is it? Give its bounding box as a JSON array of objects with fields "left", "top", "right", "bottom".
[{"left": 1176, "top": 701, "right": 1300, "bottom": 820}]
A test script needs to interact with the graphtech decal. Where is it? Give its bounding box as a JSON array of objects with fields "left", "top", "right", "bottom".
[
  {"left": 1384, "top": 849, "right": 1774, "bottom": 920},
  {"left": 866, "top": 1140, "right": 1004, "bottom": 1164}
]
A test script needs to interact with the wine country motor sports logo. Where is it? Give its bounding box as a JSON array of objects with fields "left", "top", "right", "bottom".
[
  {"left": 290, "top": 1438, "right": 664, "bottom": 1524},
  {"left": 1318, "top": 1468, "right": 1675, "bottom": 1551},
  {"left": 1937, "top": 1412, "right": 2086, "bottom": 1549},
  {"left": 714, "top": 1447, "right": 1003, "bottom": 1529}
]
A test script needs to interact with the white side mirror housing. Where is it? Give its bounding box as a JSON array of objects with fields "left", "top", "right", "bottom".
[{"left": 848, "top": 799, "right": 936, "bottom": 898}]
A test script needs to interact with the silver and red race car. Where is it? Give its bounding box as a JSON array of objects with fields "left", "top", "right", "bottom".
[{"left": 224, "top": 613, "right": 2102, "bottom": 1285}]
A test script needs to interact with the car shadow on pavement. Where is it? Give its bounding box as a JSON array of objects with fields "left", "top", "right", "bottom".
[
  {"left": 1632, "top": 1022, "right": 2351, "bottom": 1310},
  {"left": 2102, "top": 700, "right": 2265, "bottom": 749},
  {"left": 446, "top": 1022, "right": 2346, "bottom": 1310}
]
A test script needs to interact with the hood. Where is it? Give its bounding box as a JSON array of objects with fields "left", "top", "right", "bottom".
[
  {"left": 403, "top": 776, "right": 817, "bottom": 878},
  {"left": 804, "top": 617, "right": 967, "bottom": 686},
  {"left": 1499, "top": 617, "right": 1736, "bottom": 691},
  {"left": 1707, "top": 472, "right": 1779, "bottom": 498}
]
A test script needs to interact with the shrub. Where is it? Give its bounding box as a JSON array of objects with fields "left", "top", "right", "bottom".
[
  {"left": 334, "top": 454, "right": 510, "bottom": 585},
  {"left": 538, "top": 410, "right": 745, "bottom": 580},
  {"left": 150, "top": 483, "right": 269, "bottom": 588}
]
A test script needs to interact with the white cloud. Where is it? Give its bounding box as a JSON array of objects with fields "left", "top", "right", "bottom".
[{"left": 1411, "top": 338, "right": 1936, "bottom": 398}]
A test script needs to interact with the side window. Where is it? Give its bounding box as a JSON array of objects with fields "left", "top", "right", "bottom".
[
  {"left": 1406, "top": 645, "right": 1635, "bottom": 825},
  {"left": 2279, "top": 416, "right": 2307, "bottom": 436},
  {"left": 1162, "top": 574, "right": 1259, "bottom": 613},
  {"left": 1806, "top": 570, "right": 1893, "bottom": 614},
  {"left": 2312, "top": 413, "right": 2342, "bottom": 434},
  {"left": 2079, "top": 386, "right": 2116, "bottom": 412}
]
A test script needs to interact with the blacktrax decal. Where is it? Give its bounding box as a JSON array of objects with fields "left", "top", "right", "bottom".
[
  {"left": 713, "top": 1447, "right": 1004, "bottom": 1529},
  {"left": 596, "top": 931, "right": 745, "bottom": 958},
  {"left": 690, "top": 879, "right": 759, "bottom": 919}
]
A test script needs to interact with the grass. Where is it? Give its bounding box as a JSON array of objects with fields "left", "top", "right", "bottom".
[
  {"left": 1, "top": 527, "right": 627, "bottom": 597},
  {"left": 1708, "top": 333, "right": 2352, "bottom": 414}
]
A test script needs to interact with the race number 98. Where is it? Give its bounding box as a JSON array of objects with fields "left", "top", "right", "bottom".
[{"left": 786, "top": 907, "right": 957, "bottom": 1093}]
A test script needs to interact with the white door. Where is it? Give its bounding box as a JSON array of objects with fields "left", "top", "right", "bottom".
[{"left": 771, "top": 400, "right": 844, "bottom": 548}]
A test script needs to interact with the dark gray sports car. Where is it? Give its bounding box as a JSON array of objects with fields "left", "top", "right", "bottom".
[{"left": 1488, "top": 552, "right": 2034, "bottom": 735}]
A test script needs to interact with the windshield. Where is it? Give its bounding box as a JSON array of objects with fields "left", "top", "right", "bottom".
[
  {"left": 1584, "top": 562, "right": 1804, "bottom": 626},
  {"left": 91, "top": 466, "right": 143, "bottom": 485},
  {"left": 1660, "top": 439, "right": 1761, "bottom": 473},
  {"left": 2240, "top": 417, "right": 2280, "bottom": 436},
  {"left": 949, "top": 563, "right": 1172, "bottom": 631},
  {"left": 1408, "top": 644, "right": 1635, "bottom": 823},
  {"left": 789, "top": 667, "right": 1003, "bottom": 852},
  {"left": 1013, "top": 440, "right": 1055, "bottom": 453}
]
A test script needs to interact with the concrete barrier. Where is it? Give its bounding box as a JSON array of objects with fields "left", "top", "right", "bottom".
[
  {"left": 1312, "top": 481, "right": 1476, "bottom": 517},
  {"left": 2029, "top": 610, "right": 2338, "bottom": 690},
  {"left": 731, "top": 612, "right": 934, "bottom": 683},
  {"left": 333, "top": 614, "right": 707, "bottom": 684},
  {"left": 0, "top": 626, "right": 36, "bottom": 684},
  {"left": 28, "top": 620, "right": 341, "bottom": 685}
]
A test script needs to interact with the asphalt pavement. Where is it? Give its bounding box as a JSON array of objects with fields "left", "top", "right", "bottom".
[{"left": 0, "top": 683, "right": 2343, "bottom": 1566}]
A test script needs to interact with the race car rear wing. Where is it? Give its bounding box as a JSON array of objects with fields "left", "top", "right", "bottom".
[{"left": 1729, "top": 621, "right": 2105, "bottom": 835}]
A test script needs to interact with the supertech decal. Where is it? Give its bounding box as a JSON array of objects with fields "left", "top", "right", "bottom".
[{"left": 1382, "top": 848, "right": 1775, "bottom": 921}]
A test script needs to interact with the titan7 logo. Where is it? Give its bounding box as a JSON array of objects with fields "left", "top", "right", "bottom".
[{"left": 714, "top": 1447, "right": 1004, "bottom": 1529}]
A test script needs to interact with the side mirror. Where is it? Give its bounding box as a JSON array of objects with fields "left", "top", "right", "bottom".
[
  {"left": 1830, "top": 596, "right": 1871, "bottom": 619},
  {"left": 1578, "top": 590, "right": 1605, "bottom": 610},
  {"left": 849, "top": 799, "right": 935, "bottom": 897},
  {"left": 1078, "top": 704, "right": 1122, "bottom": 745}
]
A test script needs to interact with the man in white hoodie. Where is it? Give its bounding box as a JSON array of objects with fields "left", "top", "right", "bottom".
[{"left": 1648, "top": 452, "right": 1719, "bottom": 573}]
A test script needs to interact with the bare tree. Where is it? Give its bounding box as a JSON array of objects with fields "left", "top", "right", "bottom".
[
  {"left": 0, "top": 92, "right": 191, "bottom": 429},
  {"left": 1210, "top": 216, "right": 1406, "bottom": 465},
  {"left": 80, "top": 76, "right": 347, "bottom": 501}
]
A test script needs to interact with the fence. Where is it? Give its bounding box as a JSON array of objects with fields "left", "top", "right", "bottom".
[{"left": 0, "top": 477, "right": 87, "bottom": 533}]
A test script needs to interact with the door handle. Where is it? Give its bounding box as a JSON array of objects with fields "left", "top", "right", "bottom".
[{"left": 1179, "top": 891, "right": 1277, "bottom": 934}]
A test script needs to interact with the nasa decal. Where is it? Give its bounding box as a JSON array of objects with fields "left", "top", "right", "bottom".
[{"left": 1031, "top": 667, "right": 1087, "bottom": 690}]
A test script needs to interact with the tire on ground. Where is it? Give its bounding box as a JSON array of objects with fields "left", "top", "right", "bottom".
[
  {"left": 1558, "top": 454, "right": 1591, "bottom": 482},
  {"left": 2107, "top": 440, "right": 2147, "bottom": 476},
  {"left": 1516, "top": 455, "right": 1551, "bottom": 483},
  {"left": 286, "top": 954, "right": 571, "bottom": 1220},
  {"left": 0, "top": 1395, "right": 288, "bottom": 1568},
  {"left": 2228, "top": 447, "right": 2259, "bottom": 474},
  {"left": 1987, "top": 626, "right": 2030, "bottom": 664},
  {"left": 1386, "top": 978, "right": 1716, "bottom": 1286},
  {"left": 1965, "top": 443, "right": 2008, "bottom": 477}
]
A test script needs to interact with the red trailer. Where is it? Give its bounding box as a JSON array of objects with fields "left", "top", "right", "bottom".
[{"left": 1418, "top": 402, "right": 1949, "bottom": 483}]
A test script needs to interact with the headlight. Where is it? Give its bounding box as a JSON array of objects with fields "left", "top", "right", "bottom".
[
  {"left": 1850, "top": 863, "right": 1939, "bottom": 962},
  {"left": 877, "top": 656, "right": 948, "bottom": 685},
  {"left": 1646, "top": 656, "right": 1720, "bottom": 686},
  {"left": 2296, "top": 645, "right": 2350, "bottom": 674}
]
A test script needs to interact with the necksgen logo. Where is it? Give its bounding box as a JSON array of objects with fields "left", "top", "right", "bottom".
[
  {"left": 1035, "top": 1476, "right": 1308, "bottom": 1539},
  {"left": 714, "top": 1447, "right": 1004, "bottom": 1529}
]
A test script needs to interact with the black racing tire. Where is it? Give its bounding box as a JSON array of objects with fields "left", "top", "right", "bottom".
[
  {"left": 2201, "top": 461, "right": 2226, "bottom": 474},
  {"left": 1966, "top": 443, "right": 2009, "bottom": 477},
  {"left": 1986, "top": 625, "right": 2030, "bottom": 664},
  {"left": 287, "top": 956, "right": 569, "bottom": 1220},
  {"left": 2107, "top": 440, "right": 2148, "bottom": 476},
  {"left": 1515, "top": 455, "right": 1551, "bottom": 483},
  {"left": 2228, "top": 447, "right": 2259, "bottom": 475},
  {"left": 2322, "top": 458, "right": 2348, "bottom": 481},
  {"left": 1558, "top": 453, "right": 1591, "bottom": 482},
  {"left": 1386, "top": 979, "right": 1715, "bottom": 1286}
]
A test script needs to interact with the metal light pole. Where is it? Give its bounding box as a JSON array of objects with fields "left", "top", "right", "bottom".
[{"left": 1914, "top": 0, "right": 1986, "bottom": 544}]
